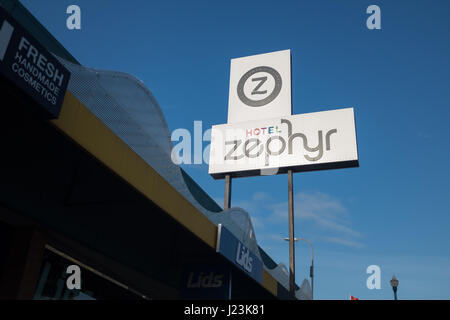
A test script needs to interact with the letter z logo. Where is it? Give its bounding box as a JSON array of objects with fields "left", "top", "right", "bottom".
[
  {"left": 0, "top": 19, "right": 14, "bottom": 61},
  {"left": 237, "top": 66, "right": 282, "bottom": 107},
  {"left": 251, "top": 76, "right": 268, "bottom": 95}
]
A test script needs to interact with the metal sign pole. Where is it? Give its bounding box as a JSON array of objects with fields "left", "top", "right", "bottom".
[
  {"left": 310, "top": 259, "right": 314, "bottom": 299},
  {"left": 228, "top": 267, "right": 233, "bottom": 300},
  {"left": 224, "top": 174, "right": 232, "bottom": 210},
  {"left": 288, "top": 169, "right": 295, "bottom": 293}
]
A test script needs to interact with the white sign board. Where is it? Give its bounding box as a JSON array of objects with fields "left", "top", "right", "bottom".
[
  {"left": 209, "top": 108, "right": 359, "bottom": 179},
  {"left": 227, "top": 50, "right": 291, "bottom": 124}
]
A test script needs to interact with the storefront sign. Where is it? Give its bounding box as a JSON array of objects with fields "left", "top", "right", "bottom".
[
  {"left": 181, "top": 265, "right": 231, "bottom": 300},
  {"left": 216, "top": 224, "right": 263, "bottom": 283},
  {"left": 0, "top": 7, "right": 70, "bottom": 119}
]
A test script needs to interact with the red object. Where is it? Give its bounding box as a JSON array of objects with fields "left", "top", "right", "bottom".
[{"left": 350, "top": 296, "right": 359, "bottom": 300}]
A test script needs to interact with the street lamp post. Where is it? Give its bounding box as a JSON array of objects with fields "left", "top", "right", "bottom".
[
  {"left": 390, "top": 275, "right": 399, "bottom": 300},
  {"left": 284, "top": 237, "right": 314, "bottom": 299}
]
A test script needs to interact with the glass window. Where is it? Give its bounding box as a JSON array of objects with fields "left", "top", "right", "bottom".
[{"left": 34, "top": 248, "right": 144, "bottom": 300}]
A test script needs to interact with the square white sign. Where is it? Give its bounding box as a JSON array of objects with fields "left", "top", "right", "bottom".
[{"left": 227, "top": 50, "right": 292, "bottom": 124}]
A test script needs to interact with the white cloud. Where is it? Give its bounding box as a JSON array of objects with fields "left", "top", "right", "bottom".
[
  {"left": 322, "top": 237, "right": 364, "bottom": 248},
  {"left": 252, "top": 191, "right": 272, "bottom": 201},
  {"left": 214, "top": 191, "right": 363, "bottom": 249},
  {"left": 268, "top": 192, "right": 361, "bottom": 238},
  {"left": 250, "top": 216, "right": 264, "bottom": 229}
]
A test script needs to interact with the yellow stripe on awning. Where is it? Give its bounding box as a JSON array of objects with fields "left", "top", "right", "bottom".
[{"left": 51, "top": 91, "right": 279, "bottom": 298}]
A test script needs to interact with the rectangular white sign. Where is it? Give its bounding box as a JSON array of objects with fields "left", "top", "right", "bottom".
[
  {"left": 227, "top": 49, "right": 291, "bottom": 124},
  {"left": 209, "top": 108, "right": 359, "bottom": 179}
]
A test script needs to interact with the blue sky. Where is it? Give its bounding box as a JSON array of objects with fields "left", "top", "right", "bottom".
[{"left": 19, "top": 0, "right": 450, "bottom": 299}]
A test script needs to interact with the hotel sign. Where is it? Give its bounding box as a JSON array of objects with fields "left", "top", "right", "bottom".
[
  {"left": 210, "top": 50, "right": 359, "bottom": 178},
  {"left": 0, "top": 7, "right": 70, "bottom": 119},
  {"left": 209, "top": 108, "right": 359, "bottom": 179}
]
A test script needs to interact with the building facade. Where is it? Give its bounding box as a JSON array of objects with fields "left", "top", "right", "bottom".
[{"left": 0, "top": 0, "right": 311, "bottom": 300}]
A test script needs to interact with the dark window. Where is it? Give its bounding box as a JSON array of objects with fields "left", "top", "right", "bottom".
[{"left": 34, "top": 248, "right": 143, "bottom": 300}]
